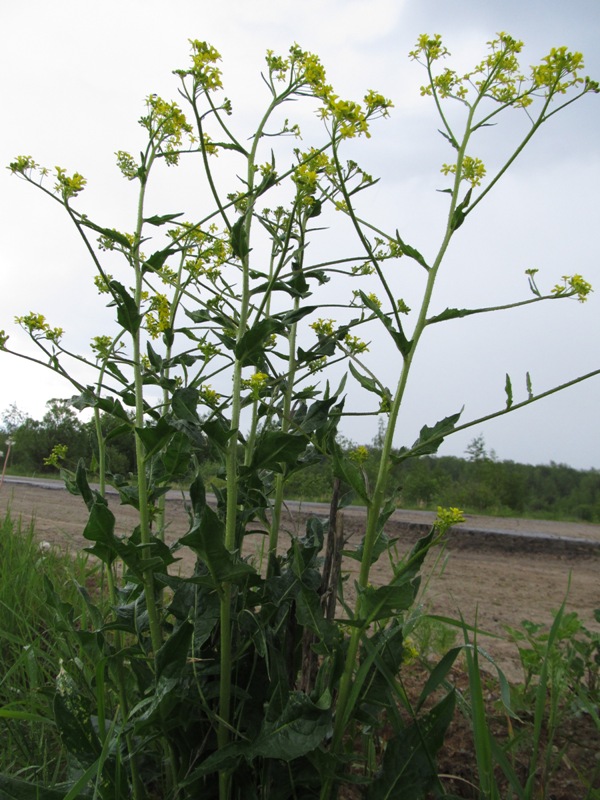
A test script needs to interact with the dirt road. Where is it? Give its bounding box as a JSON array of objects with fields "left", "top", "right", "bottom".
[{"left": 2, "top": 478, "right": 599, "bottom": 681}]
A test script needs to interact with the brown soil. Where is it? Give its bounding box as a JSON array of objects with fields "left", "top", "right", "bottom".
[{"left": 1, "top": 478, "right": 599, "bottom": 796}]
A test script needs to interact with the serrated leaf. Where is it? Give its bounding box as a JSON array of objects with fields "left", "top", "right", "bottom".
[
  {"left": 395, "top": 230, "right": 430, "bottom": 269},
  {"left": 135, "top": 418, "right": 174, "bottom": 459},
  {"left": 145, "top": 247, "right": 177, "bottom": 271},
  {"left": 397, "top": 409, "right": 463, "bottom": 461},
  {"left": 426, "top": 307, "right": 474, "bottom": 325}
]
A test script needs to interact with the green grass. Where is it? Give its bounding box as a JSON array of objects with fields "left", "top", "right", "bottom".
[{"left": 0, "top": 510, "right": 99, "bottom": 782}]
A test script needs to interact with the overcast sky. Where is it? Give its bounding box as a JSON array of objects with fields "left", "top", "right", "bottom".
[{"left": 1, "top": 0, "right": 599, "bottom": 469}]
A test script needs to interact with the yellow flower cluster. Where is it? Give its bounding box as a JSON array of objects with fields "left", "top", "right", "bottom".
[
  {"left": 551, "top": 274, "right": 593, "bottom": 303},
  {"left": 90, "top": 335, "right": 114, "bottom": 360},
  {"left": 441, "top": 155, "right": 486, "bottom": 188},
  {"left": 139, "top": 95, "right": 193, "bottom": 166},
  {"left": 175, "top": 40, "right": 223, "bottom": 92},
  {"left": 434, "top": 506, "right": 465, "bottom": 534},
  {"left": 44, "top": 443, "right": 68, "bottom": 467},
  {"left": 15, "top": 312, "right": 63, "bottom": 343},
  {"left": 199, "top": 384, "right": 221, "bottom": 408},
  {"left": 146, "top": 293, "right": 171, "bottom": 339},
  {"left": 349, "top": 445, "right": 369, "bottom": 465},
  {"left": 310, "top": 318, "right": 336, "bottom": 339},
  {"left": 241, "top": 371, "right": 269, "bottom": 399},
  {"left": 54, "top": 166, "right": 86, "bottom": 199}
]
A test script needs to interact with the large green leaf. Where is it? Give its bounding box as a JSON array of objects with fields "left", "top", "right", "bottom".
[
  {"left": 235, "top": 318, "right": 283, "bottom": 366},
  {"left": 251, "top": 431, "right": 307, "bottom": 472},
  {"left": 53, "top": 692, "right": 100, "bottom": 768},
  {"left": 348, "top": 361, "right": 391, "bottom": 407},
  {"left": 135, "top": 417, "right": 174, "bottom": 459},
  {"left": 171, "top": 386, "right": 201, "bottom": 421},
  {"left": 155, "top": 620, "right": 193, "bottom": 679},
  {"left": 366, "top": 691, "right": 455, "bottom": 799},
  {"left": 180, "top": 506, "right": 255, "bottom": 585},
  {"left": 250, "top": 691, "right": 332, "bottom": 761}
]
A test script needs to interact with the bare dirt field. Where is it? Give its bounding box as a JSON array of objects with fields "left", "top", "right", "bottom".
[{"left": 1, "top": 477, "right": 599, "bottom": 683}]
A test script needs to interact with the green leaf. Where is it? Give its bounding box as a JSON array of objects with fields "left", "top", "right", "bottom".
[
  {"left": 426, "top": 306, "right": 475, "bottom": 324},
  {"left": 109, "top": 280, "right": 142, "bottom": 334},
  {"left": 53, "top": 692, "right": 100, "bottom": 768},
  {"left": 161, "top": 431, "right": 192, "bottom": 479},
  {"left": 250, "top": 691, "right": 332, "bottom": 761},
  {"left": 82, "top": 502, "right": 118, "bottom": 565},
  {"left": 358, "top": 582, "right": 416, "bottom": 624},
  {"left": 80, "top": 218, "right": 132, "bottom": 248},
  {"left": 450, "top": 187, "right": 472, "bottom": 232},
  {"left": 235, "top": 318, "right": 283, "bottom": 366},
  {"left": 331, "top": 445, "right": 370, "bottom": 504},
  {"left": 395, "top": 230, "right": 430, "bottom": 270},
  {"left": 145, "top": 247, "right": 178, "bottom": 271},
  {"left": 251, "top": 431, "right": 307, "bottom": 472},
  {"left": 359, "top": 291, "right": 411, "bottom": 356},
  {"left": 146, "top": 341, "right": 163, "bottom": 371},
  {"left": 274, "top": 305, "right": 318, "bottom": 326},
  {"left": 348, "top": 361, "right": 390, "bottom": 404},
  {"left": 180, "top": 506, "right": 255, "bottom": 585},
  {"left": 395, "top": 409, "right": 463, "bottom": 461},
  {"left": 505, "top": 373, "right": 513, "bottom": 409},
  {"left": 156, "top": 620, "right": 193, "bottom": 679},
  {"left": 171, "top": 386, "right": 200, "bottom": 422},
  {"left": 526, "top": 371, "right": 533, "bottom": 400},
  {"left": 144, "top": 212, "right": 184, "bottom": 226},
  {"left": 135, "top": 417, "right": 174, "bottom": 459},
  {"left": 416, "top": 647, "right": 462, "bottom": 711},
  {"left": 366, "top": 691, "right": 455, "bottom": 799},
  {"left": 230, "top": 216, "right": 249, "bottom": 260}
]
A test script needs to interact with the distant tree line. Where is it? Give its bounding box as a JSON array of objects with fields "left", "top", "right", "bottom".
[{"left": 1, "top": 402, "right": 599, "bottom": 522}]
